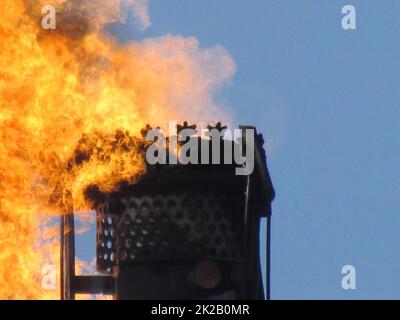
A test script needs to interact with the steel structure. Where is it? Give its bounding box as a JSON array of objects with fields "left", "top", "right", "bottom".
[{"left": 60, "top": 125, "right": 275, "bottom": 300}]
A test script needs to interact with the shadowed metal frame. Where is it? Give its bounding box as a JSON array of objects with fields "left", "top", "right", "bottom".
[{"left": 60, "top": 125, "right": 274, "bottom": 300}]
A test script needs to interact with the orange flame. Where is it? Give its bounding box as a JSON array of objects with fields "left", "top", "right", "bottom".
[{"left": 0, "top": 0, "right": 235, "bottom": 299}]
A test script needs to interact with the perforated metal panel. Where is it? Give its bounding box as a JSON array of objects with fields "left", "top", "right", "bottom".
[
  {"left": 63, "top": 125, "right": 273, "bottom": 299},
  {"left": 96, "top": 202, "right": 118, "bottom": 274},
  {"left": 96, "top": 192, "right": 243, "bottom": 274}
]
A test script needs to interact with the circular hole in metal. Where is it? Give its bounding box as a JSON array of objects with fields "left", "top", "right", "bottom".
[
  {"left": 120, "top": 226, "right": 127, "bottom": 237},
  {"left": 129, "top": 201, "right": 138, "bottom": 210},
  {"left": 110, "top": 252, "right": 115, "bottom": 262},
  {"left": 106, "top": 241, "right": 112, "bottom": 249},
  {"left": 107, "top": 216, "right": 113, "bottom": 225},
  {"left": 153, "top": 199, "right": 163, "bottom": 217},
  {"left": 129, "top": 226, "right": 136, "bottom": 236},
  {"left": 140, "top": 200, "right": 151, "bottom": 217},
  {"left": 142, "top": 229, "right": 149, "bottom": 235},
  {"left": 120, "top": 251, "right": 127, "bottom": 261},
  {"left": 104, "top": 229, "right": 109, "bottom": 237},
  {"left": 124, "top": 215, "right": 131, "bottom": 225},
  {"left": 103, "top": 253, "right": 108, "bottom": 260},
  {"left": 136, "top": 241, "right": 143, "bottom": 248},
  {"left": 129, "top": 252, "right": 136, "bottom": 260},
  {"left": 125, "top": 239, "right": 132, "bottom": 249},
  {"left": 161, "top": 241, "right": 170, "bottom": 247}
]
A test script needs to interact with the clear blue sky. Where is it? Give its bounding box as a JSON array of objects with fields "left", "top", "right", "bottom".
[{"left": 76, "top": 0, "right": 400, "bottom": 299}]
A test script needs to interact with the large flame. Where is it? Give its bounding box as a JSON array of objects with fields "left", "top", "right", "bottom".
[{"left": 0, "top": 0, "right": 235, "bottom": 299}]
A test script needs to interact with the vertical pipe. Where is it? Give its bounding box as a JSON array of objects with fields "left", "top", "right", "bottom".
[
  {"left": 241, "top": 125, "right": 265, "bottom": 300},
  {"left": 60, "top": 191, "right": 76, "bottom": 300},
  {"left": 60, "top": 214, "right": 65, "bottom": 299},
  {"left": 242, "top": 174, "right": 251, "bottom": 299},
  {"left": 266, "top": 214, "right": 271, "bottom": 300}
]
